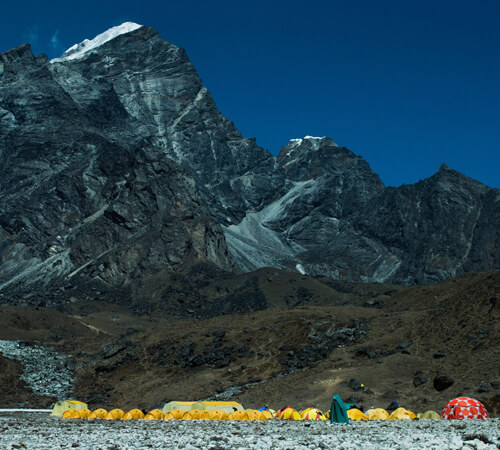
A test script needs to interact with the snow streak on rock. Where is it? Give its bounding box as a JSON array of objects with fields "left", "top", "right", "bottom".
[{"left": 0, "top": 341, "right": 73, "bottom": 399}]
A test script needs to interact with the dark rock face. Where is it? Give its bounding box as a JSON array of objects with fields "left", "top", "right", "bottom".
[
  {"left": 0, "top": 23, "right": 499, "bottom": 307},
  {"left": 355, "top": 164, "right": 500, "bottom": 283},
  {"left": 226, "top": 137, "right": 499, "bottom": 283},
  {"left": 49, "top": 26, "right": 284, "bottom": 225}
]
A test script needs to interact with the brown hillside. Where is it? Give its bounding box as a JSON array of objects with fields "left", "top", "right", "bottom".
[{"left": 0, "top": 269, "right": 498, "bottom": 416}]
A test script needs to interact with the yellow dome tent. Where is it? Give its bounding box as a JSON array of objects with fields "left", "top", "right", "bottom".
[
  {"left": 104, "top": 409, "right": 124, "bottom": 420},
  {"left": 62, "top": 408, "right": 80, "bottom": 419},
  {"left": 417, "top": 411, "right": 441, "bottom": 420},
  {"left": 388, "top": 408, "right": 415, "bottom": 420},
  {"left": 228, "top": 410, "right": 249, "bottom": 421},
  {"left": 183, "top": 409, "right": 205, "bottom": 420},
  {"left": 261, "top": 409, "right": 274, "bottom": 420},
  {"left": 246, "top": 410, "right": 268, "bottom": 421},
  {"left": 347, "top": 409, "right": 368, "bottom": 421},
  {"left": 278, "top": 407, "right": 302, "bottom": 420},
  {"left": 51, "top": 400, "right": 88, "bottom": 417},
  {"left": 88, "top": 408, "right": 108, "bottom": 420},
  {"left": 123, "top": 409, "right": 144, "bottom": 420},
  {"left": 164, "top": 409, "right": 186, "bottom": 420},
  {"left": 144, "top": 409, "right": 164, "bottom": 420},
  {"left": 367, "top": 408, "right": 389, "bottom": 420},
  {"left": 75, "top": 408, "right": 91, "bottom": 419},
  {"left": 301, "top": 408, "right": 326, "bottom": 421},
  {"left": 205, "top": 409, "right": 229, "bottom": 420}
]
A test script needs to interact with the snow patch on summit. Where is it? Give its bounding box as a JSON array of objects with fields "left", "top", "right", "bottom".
[{"left": 51, "top": 22, "right": 143, "bottom": 63}]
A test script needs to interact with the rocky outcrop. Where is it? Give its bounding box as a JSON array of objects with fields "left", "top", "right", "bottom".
[{"left": 0, "top": 23, "right": 498, "bottom": 308}]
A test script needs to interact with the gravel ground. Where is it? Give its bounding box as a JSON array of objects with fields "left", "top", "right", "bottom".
[{"left": 0, "top": 413, "right": 498, "bottom": 449}]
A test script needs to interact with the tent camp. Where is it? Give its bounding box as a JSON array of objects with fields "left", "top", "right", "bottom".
[
  {"left": 162, "top": 401, "right": 243, "bottom": 415},
  {"left": 51, "top": 400, "right": 88, "bottom": 417}
]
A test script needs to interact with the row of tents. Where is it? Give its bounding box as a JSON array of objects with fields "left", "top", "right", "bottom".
[{"left": 52, "top": 397, "right": 490, "bottom": 422}]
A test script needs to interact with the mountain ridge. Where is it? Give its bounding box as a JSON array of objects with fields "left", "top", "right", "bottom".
[{"left": 0, "top": 23, "right": 498, "bottom": 307}]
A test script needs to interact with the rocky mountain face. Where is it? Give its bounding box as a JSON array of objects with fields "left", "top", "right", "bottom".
[
  {"left": 0, "top": 23, "right": 498, "bottom": 306},
  {"left": 0, "top": 33, "right": 232, "bottom": 306}
]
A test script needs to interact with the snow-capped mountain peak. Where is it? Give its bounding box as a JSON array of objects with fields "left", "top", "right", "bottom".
[{"left": 51, "top": 22, "right": 143, "bottom": 63}]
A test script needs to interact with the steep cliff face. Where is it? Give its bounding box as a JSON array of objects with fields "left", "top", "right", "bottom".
[
  {"left": 0, "top": 22, "right": 498, "bottom": 305},
  {"left": 49, "top": 25, "right": 284, "bottom": 225}
]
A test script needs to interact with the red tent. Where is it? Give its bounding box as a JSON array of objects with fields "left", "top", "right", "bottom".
[{"left": 441, "top": 397, "right": 489, "bottom": 419}]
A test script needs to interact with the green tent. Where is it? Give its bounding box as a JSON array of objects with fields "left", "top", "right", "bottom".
[{"left": 329, "top": 395, "right": 353, "bottom": 424}]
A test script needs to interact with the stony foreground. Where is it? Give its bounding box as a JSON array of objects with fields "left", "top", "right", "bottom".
[{"left": 0, "top": 413, "right": 499, "bottom": 449}]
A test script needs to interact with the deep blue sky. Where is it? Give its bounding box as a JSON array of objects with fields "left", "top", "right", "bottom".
[{"left": 1, "top": 0, "right": 498, "bottom": 188}]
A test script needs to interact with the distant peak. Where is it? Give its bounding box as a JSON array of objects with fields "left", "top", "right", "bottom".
[
  {"left": 438, "top": 163, "right": 451, "bottom": 172},
  {"left": 50, "top": 22, "right": 143, "bottom": 63}
]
